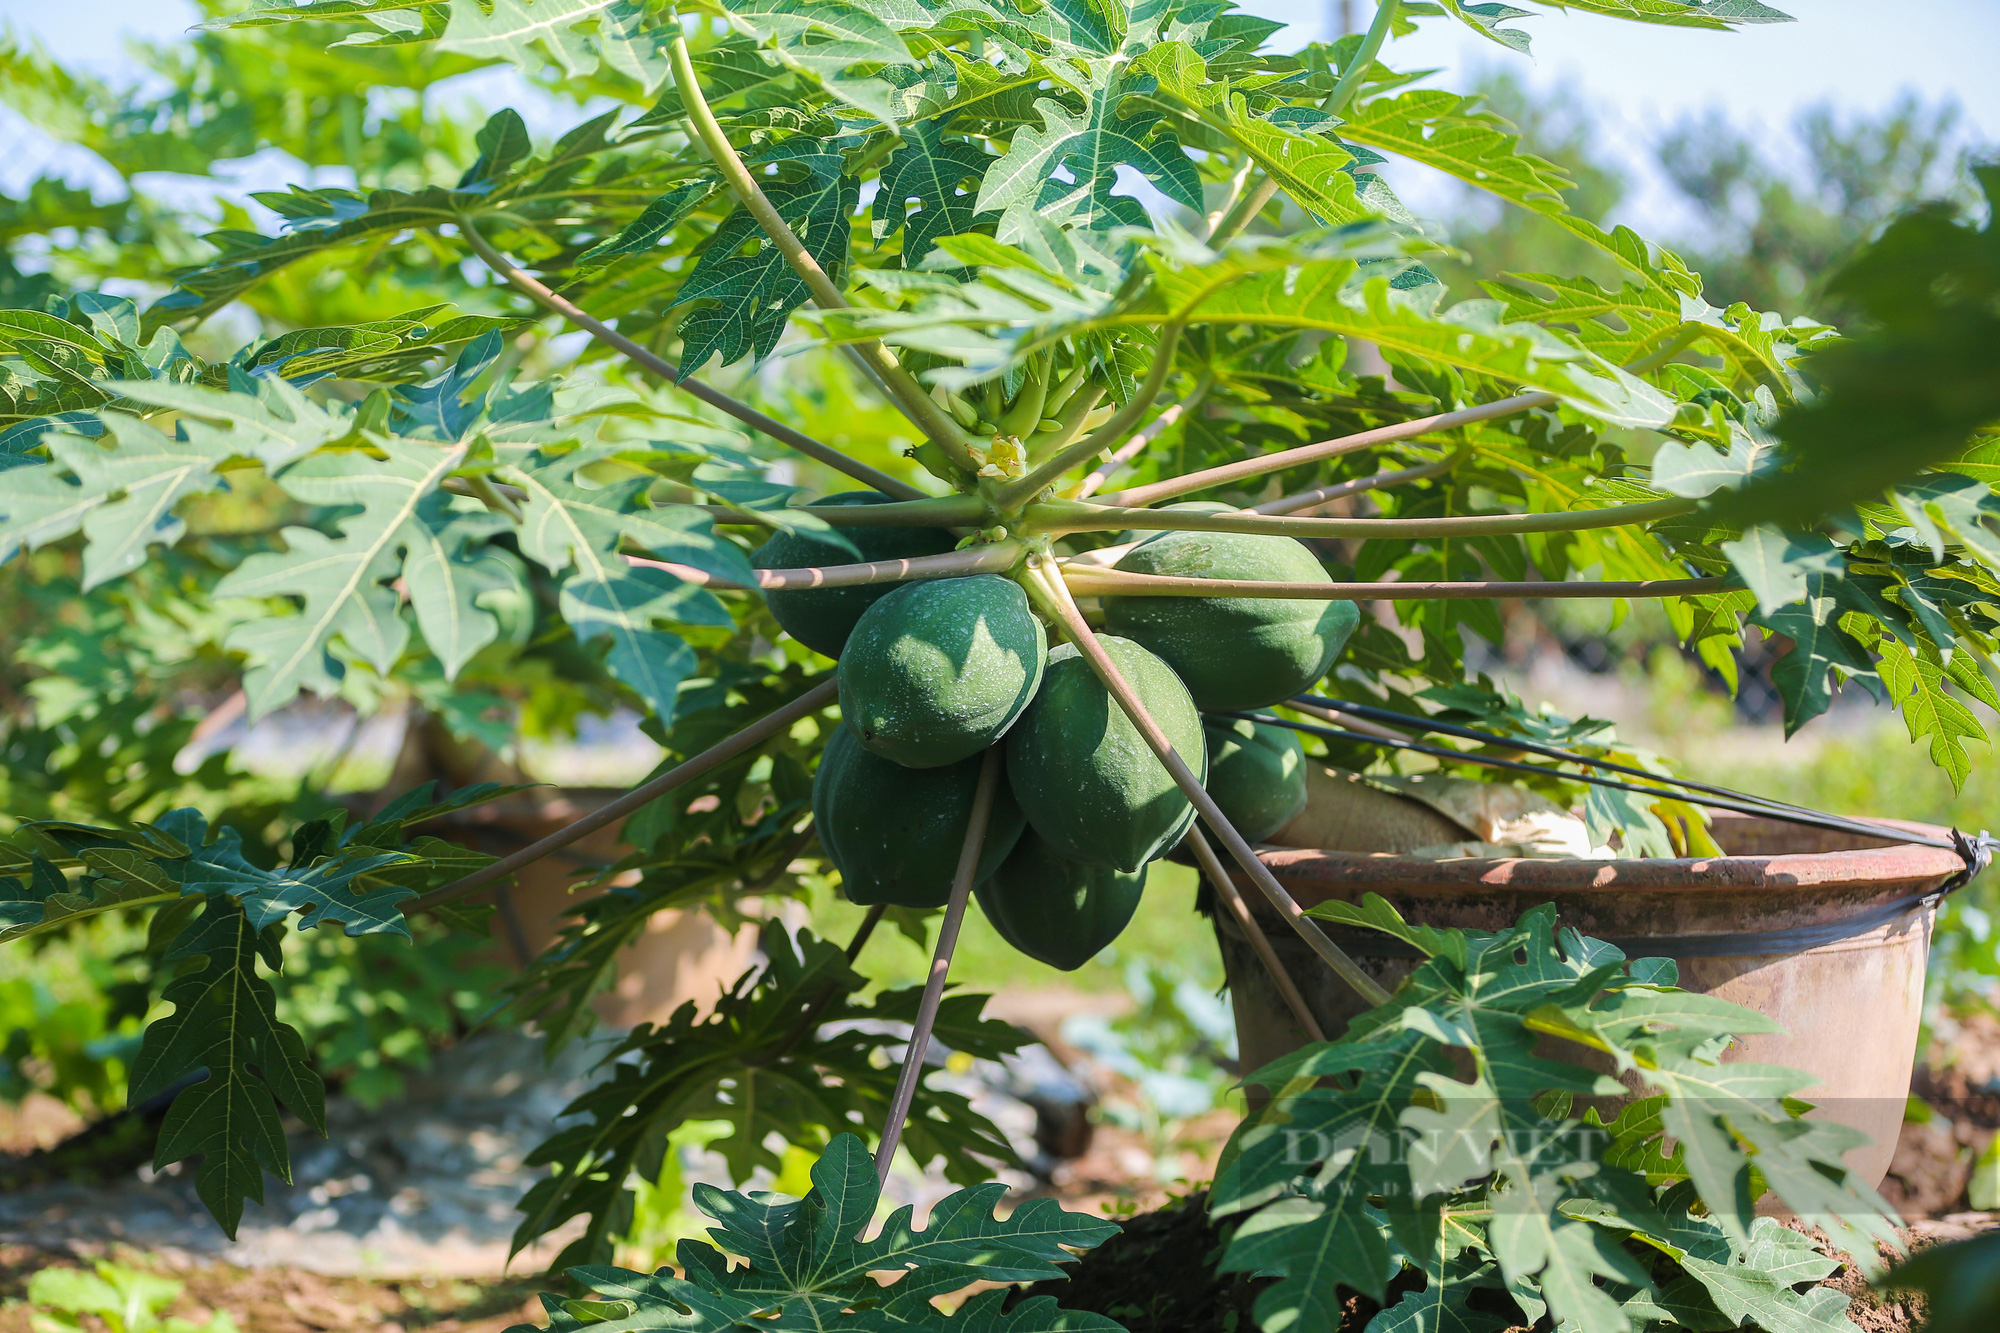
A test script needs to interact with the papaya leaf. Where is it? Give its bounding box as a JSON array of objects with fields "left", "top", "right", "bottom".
[
  {"left": 1217, "top": 897, "right": 1895, "bottom": 1333},
  {"left": 1875, "top": 633, "right": 1987, "bottom": 791},
  {"left": 438, "top": 0, "right": 669, "bottom": 89},
  {"left": 1336, "top": 88, "right": 1574, "bottom": 218},
  {"left": 504, "top": 450, "right": 741, "bottom": 723},
  {"left": 1754, "top": 578, "right": 1880, "bottom": 734},
  {"left": 126, "top": 898, "right": 324, "bottom": 1239},
  {"left": 1651, "top": 418, "right": 1778, "bottom": 499},
  {"left": 0, "top": 420, "right": 231, "bottom": 587},
  {"left": 1131, "top": 46, "right": 1371, "bottom": 228},
  {"left": 577, "top": 180, "right": 716, "bottom": 267},
  {"left": 977, "top": 83, "right": 1201, "bottom": 243},
  {"left": 215, "top": 438, "right": 469, "bottom": 717},
  {"left": 511, "top": 926, "right": 1026, "bottom": 1271},
  {"left": 515, "top": 1132, "right": 1117, "bottom": 1331},
  {"left": 873, "top": 119, "right": 995, "bottom": 264},
  {"left": 1718, "top": 526, "right": 1841, "bottom": 616},
  {"left": 671, "top": 146, "right": 857, "bottom": 371},
  {"left": 110, "top": 374, "right": 355, "bottom": 469},
  {"left": 147, "top": 184, "right": 471, "bottom": 328},
  {"left": 722, "top": 0, "right": 917, "bottom": 127}
]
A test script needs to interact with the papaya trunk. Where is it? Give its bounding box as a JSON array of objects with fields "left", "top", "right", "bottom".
[
  {"left": 874, "top": 746, "right": 1005, "bottom": 1182},
  {"left": 406, "top": 677, "right": 840, "bottom": 915},
  {"left": 1184, "top": 827, "right": 1325, "bottom": 1042},
  {"left": 1023, "top": 558, "right": 1392, "bottom": 1008}
]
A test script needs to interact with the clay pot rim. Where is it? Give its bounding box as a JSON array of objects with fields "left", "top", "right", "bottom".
[{"left": 1255, "top": 814, "right": 1966, "bottom": 897}]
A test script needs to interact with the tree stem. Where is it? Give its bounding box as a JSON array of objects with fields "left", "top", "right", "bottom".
[
  {"left": 1207, "top": 176, "right": 1280, "bottom": 245},
  {"left": 1199, "top": 158, "right": 1257, "bottom": 241},
  {"left": 1022, "top": 557, "right": 1390, "bottom": 1007},
  {"left": 405, "top": 678, "right": 839, "bottom": 916},
  {"left": 1073, "top": 374, "right": 1213, "bottom": 499},
  {"left": 1324, "top": 0, "right": 1402, "bottom": 118},
  {"left": 874, "top": 746, "right": 1003, "bottom": 1183},
  {"left": 626, "top": 541, "right": 1022, "bottom": 591},
  {"left": 1033, "top": 495, "right": 1696, "bottom": 540},
  {"left": 793, "top": 495, "right": 990, "bottom": 526},
  {"left": 1251, "top": 450, "right": 1461, "bottom": 515},
  {"left": 1204, "top": 0, "right": 1398, "bottom": 247},
  {"left": 1102, "top": 391, "right": 1555, "bottom": 508},
  {"left": 454, "top": 218, "right": 923, "bottom": 500},
  {"left": 1184, "top": 827, "right": 1325, "bottom": 1043},
  {"left": 667, "top": 34, "right": 979, "bottom": 473},
  {"left": 1061, "top": 568, "right": 1729, "bottom": 600}
]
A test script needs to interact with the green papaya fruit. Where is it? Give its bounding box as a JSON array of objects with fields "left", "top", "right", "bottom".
[
  {"left": 837, "top": 574, "right": 1047, "bottom": 768},
  {"left": 1004, "top": 635, "right": 1206, "bottom": 872},
  {"left": 1102, "top": 529, "right": 1358, "bottom": 711},
  {"left": 812, "top": 723, "right": 1025, "bottom": 908},
  {"left": 751, "top": 491, "right": 957, "bottom": 659},
  {"left": 975, "top": 830, "right": 1147, "bottom": 971},
  {"left": 1202, "top": 715, "right": 1308, "bottom": 843}
]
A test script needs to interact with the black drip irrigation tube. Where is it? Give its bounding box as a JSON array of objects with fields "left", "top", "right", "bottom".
[{"left": 1208, "top": 696, "right": 2000, "bottom": 960}]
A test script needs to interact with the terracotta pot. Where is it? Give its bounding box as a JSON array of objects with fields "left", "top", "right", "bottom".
[{"left": 1213, "top": 812, "right": 1965, "bottom": 1188}]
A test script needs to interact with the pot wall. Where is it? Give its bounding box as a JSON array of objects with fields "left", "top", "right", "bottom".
[{"left": 1216, "top": 813, "right": 1963, "bottom": 1189}]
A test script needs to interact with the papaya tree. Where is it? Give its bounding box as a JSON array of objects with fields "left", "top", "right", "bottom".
[{"left": 3, "top": 1, "right": 1998, "bottom": 1330}]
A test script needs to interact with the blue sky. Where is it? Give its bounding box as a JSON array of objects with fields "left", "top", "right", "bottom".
[{"left": 1, "top": 0, "right": 1993, "bottom": 236}]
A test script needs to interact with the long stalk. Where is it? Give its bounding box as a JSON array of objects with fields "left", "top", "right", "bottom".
[
  {"left": 405, "top": 678, "right": 839, "bottom": 916},
  {"left": 1024, "top": 383, "right": 1108, "bottom": 460},
  {"left": 455, "top": 220, "right": 922, "bottom": 500},
  {"left": 1102, "top": 391, "right": 1555, "bottom": 508},
  {"left": 1072, "top": 408, "right": 1175, "bottom": 500},
  {"left": 1199, "top": 158, "right": 1257, "bottom": 241},
  {"left": 1073, "top": 374, "right": 1214, "bottom": 500},
  {"left": 874, "top": 747, "right": 1003, "bottom": 1182},
  {"left": 1204, "top": 0, "right": 1397, "bottom": 248},
  {"left": 1184, "top": 827, "right": 1325, "bottom": 1043},
  {"left": 991, "top": 326, "right": 1187, "bottom": 508},
  {"left": 1060, "top": 568, "right": 1729, "bottom": 600},
  {"left": 791, "top": 495, "right": 990, "bottom": 527},
  {"left": 1252, "top": 451, "right": 1461, "bottom": 515},
  {"left": 667, "top": 34, "right": 980, "bottom": 474},
  {"left": 1207, "top": 176, "right": 1280, "bottom": 246},
  {"left": 1023, "top": 557, "right": 1391, "bottom": 1007},
  {"left": 1033, "top": 495, "right": 1696, "bottom": 540},
  {"left": 625, "top": 541, "right": 1022, "bottom": 591},
  {"left": 1323, "top": 0, "right": 1402, "bottom": 118}
]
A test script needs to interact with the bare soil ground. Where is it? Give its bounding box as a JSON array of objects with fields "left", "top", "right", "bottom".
[
  {"left": 0, "top": 1246, "right": 545, "bottom": 1333},
  {"left": 7, "top": 997, "right": 2000, "bottom": 1330}
]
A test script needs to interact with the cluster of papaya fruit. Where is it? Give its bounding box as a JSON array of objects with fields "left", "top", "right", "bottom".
[{"left": 756, "top": 494, "right": 1359, "bottom": 971}]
